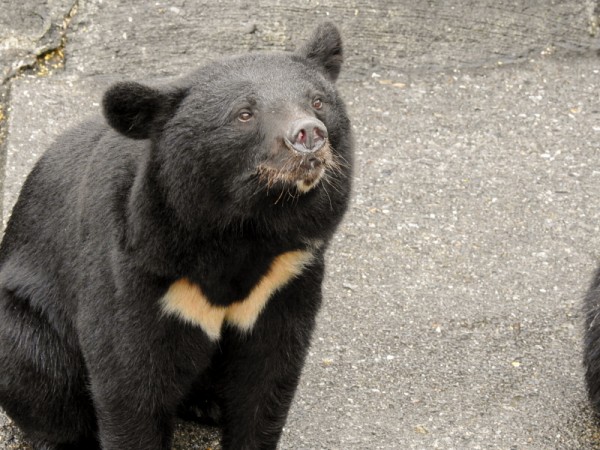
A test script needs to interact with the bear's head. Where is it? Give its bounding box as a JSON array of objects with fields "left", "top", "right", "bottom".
[{"left": 103, "top": 22, "right": 353, "bottom": 236}]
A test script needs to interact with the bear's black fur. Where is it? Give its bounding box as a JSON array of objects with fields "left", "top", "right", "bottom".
[{"left": 0, "top": 22, "right": 353, "bottom": 450}]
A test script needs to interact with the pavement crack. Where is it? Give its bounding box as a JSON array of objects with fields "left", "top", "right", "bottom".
[
  {"left": 1, "top": 0, "right": 80, "bottom": 85},
  {"left": 0, "top": 1, "right": 80, "bottom": 163},
  {"left": 30, "top": 1, "right": 80, "bottom": 78}
]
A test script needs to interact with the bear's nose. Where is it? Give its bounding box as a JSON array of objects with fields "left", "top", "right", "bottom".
[{"left": 286, "top": 118, "right": 328, "bottom": 153}]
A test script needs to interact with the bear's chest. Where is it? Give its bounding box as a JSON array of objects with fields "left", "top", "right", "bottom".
[{"left": 160, "top": 250, "right": 313, "bottom": 340}]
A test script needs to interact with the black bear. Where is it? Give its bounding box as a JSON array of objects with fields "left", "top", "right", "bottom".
[{"left": 0, "top": 22, "right": 353, "bottom": 449}]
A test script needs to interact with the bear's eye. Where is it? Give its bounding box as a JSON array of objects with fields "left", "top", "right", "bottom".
[
  {"left": 312, "top": 98, "right": 323, "bottom": 110},
  {"left": 238, "top": 110, "right": 253, "bottom": 122}
]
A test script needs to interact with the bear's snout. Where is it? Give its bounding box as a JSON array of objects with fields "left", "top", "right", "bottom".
[{"left": 285, "top": 118, "right": 328, "bottom": 153}]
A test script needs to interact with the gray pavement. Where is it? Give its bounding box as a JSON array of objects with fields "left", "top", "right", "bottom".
[{"left": 1, "top": 1, "right": 600, "bottom": 449}]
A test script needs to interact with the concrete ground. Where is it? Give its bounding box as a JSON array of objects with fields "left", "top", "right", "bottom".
[{"left": 1, "top": 1, "right": 600, "bottom": 449}]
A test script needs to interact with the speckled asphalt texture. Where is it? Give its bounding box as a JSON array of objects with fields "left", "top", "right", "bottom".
[{"left": 1, "top": 1, "right": 600, "bottom": 449}]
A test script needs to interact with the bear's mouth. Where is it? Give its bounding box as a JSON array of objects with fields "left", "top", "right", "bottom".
[{"left": 257, "top": 140, "right": 336, "bottom": 195}]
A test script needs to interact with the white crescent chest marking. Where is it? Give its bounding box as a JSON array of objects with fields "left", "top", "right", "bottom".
[{"left": 160, "top": 250, "right": 314, "bottom": 340}]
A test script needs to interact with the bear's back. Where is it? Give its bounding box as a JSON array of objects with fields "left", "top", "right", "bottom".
[{"left": 0, "top": 119, "right": 144, "bottom": 295}]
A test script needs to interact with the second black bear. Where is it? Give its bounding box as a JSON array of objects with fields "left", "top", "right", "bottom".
[{"left": 0, "top": 22, "right": 353, "bottom": 449}]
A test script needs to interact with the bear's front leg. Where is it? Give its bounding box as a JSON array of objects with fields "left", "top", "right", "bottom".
[
  {"left": 215, "top": 265, "right": 324, "bottom": 450},
  {"left": 78, "top": 284, "right": 215, "bottom": 450}
]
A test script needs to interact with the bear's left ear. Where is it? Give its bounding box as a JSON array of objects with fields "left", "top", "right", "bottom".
[
  {"left": 102, "top": 81, "right": 184, "bottom": 139},
  {"left": 298, "top": 22, "right": 343, "bottom": 83}
]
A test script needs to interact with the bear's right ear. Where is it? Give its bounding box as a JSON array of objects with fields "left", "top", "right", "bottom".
[
  {"left": 298, "top": 22, "right": 343, "bottom": 83},
  {"left": 102, "top": 81, "right": 183, "bottom": 139}
]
